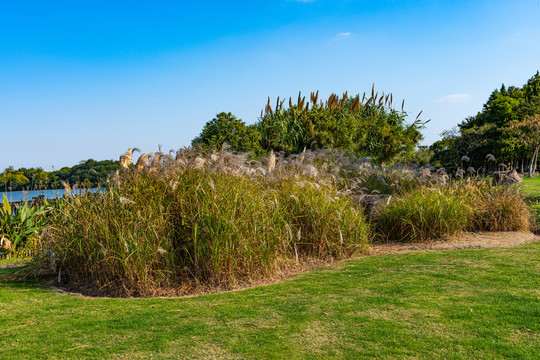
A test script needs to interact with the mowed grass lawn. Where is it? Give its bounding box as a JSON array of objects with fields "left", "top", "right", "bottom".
[
  {"left": 1, "top": 242, "right": 539, "bottom": 359},
  {"left": 523, "top": 176, "right": 540, "bottom": 221}
]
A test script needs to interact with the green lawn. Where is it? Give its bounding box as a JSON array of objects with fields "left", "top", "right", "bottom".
[
  {"left": 522, "top": 175, "right": 540, "bottom": 196},
  {"left": 522, "top": 176, "right": 540, "bottom": 224},
  {"left": 1, "top": 243, "right": 539, "bottom": 359}
]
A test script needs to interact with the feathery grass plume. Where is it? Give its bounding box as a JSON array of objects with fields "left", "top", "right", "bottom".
[
  {"left": 119, "top": 148, "right": 140, "bottom": 169},
  {"left": 119, "top": 196, "right": 135, "bottom": 205},
  {"left": 148, "top": 152, "right": 164, "bottom": 173},
  {"left": 61, "top": 181, "right": 73, "bottom": 197},
  {"left": 268, "top": 150, "right": 276, "bottom": 173},
  {"left": 311, "top": 90, "right": 319, "bottom": 107},
  {"left": 135, "top": 153, "right": 153, "bottom": 171},
  {"left": 486, "top": 154, "right": 496, "bottom": 163},
  {"left": 299, "top": 147, "right": 307, "bottom": 163},
  {"left": 365, "top": 96, "right": 373, "bottom": 107},
  {"left": 266, "top": 96, "right": 273, "bottom": 116}
]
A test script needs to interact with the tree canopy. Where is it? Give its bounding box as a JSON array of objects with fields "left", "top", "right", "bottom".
[
  {"left": 1, "top": 159, "right": 119, "bottom": 192},
  {"left": 192, "top": 89, "right": 425, "bottom": 163},
  {"left": 431, "top": 71, "right": 540, "bottom": 173},
  {"left": 192, "top": 112, "right": 263, "bottom": 154}
]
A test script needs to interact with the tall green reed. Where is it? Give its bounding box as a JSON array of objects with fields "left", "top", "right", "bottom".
[{"left": 38, "top": 160, "right": 371, "bottom": 297}]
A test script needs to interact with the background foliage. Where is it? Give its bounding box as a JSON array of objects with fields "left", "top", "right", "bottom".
[
  {"left": 1, "top": 159, "right": 119, "bottom": 192},
  {"left": 431, "top": 71, "right": 540, "bottom": 173},
  {"left": 193, "top": 89, "right": 425, "bottom": 164}
]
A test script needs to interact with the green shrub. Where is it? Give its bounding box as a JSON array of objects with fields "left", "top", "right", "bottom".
[
  {"left": 192, "top": 112, "right": 263, "bottom": 155},
  {"left": 257, "top": 91, "right": 423, "bottom": 163},
  {"left": 0, "top": 195, "right": 49, "bottom": 257}
]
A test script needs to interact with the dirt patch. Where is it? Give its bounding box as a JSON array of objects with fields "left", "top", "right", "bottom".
[{"left": 369, "top": 231, "right": 540, "bottom": 256}]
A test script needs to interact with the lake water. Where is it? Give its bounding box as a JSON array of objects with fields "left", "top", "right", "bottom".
[{"left": 0, "top": 188, "right": 101, "bottom": 203}]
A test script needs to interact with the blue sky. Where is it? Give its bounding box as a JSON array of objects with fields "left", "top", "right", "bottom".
[{"left": 1, "top": 0, "right": 540, "bottom": 170}]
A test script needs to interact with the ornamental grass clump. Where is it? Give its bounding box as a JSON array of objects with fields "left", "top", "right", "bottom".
[
  {"left": 276, "top": 180, "right": 370, "bottom": 259},
  {"left": 36, "top": 148, "right": 371, "bottom": 297},
  {"left": 375, "top": 185, "right": 472, "bottom": 242},
  {"left": 468, "top": 182, "right": 531, "bottom": 232},
  {"left": 375, "top": 178, "right": 532, "bottom": 243}
]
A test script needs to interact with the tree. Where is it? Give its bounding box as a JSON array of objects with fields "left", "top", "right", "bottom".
[
  {"left": 192, "top": 112, "right": 263, "bottom": 154},
  {"left": 505, "top": 114, "right": 540, "bottom": 176},
  {"left": 433, "top": 71, "right": 540, "bottom": 171}
]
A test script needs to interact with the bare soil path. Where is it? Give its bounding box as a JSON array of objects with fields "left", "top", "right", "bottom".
[{"left": 369, "top": 231, "right": 540, "bottom": 256}]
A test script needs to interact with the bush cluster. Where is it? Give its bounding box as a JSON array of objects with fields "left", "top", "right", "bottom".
[
  {"left": 376, "top": 180, "right": 531, "bottom": 242},
  {"left": 28, "top": 147, "right": 534, "bottom": 297},
  {"left": 39, "top": 155, "right": 370, "bottom": 296},
  {"left": 193, "top": 90, "right": 424, "bottom": 164}
]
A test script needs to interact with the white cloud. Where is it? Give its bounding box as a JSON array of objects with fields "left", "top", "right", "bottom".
[
  {"left": 337, "top": 32, "right": 351, "bottom": 37},
  {"left": 434, "top": 94, "right": 472, "bottom": 104}
]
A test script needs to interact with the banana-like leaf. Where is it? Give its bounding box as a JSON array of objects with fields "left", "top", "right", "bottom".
[{"left": 2, "top": 194, "right": 11, "bottom": 216}]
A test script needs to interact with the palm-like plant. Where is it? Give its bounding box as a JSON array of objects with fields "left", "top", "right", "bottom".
[{"left": 0, "top": 195, "right": 49, "bottom": 257}]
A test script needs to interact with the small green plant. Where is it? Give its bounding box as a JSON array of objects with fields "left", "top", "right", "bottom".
[{"left": 0, "top": 195, "right": 48, "bottom": 257}]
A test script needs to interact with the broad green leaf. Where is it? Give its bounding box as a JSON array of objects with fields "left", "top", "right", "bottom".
[{"left": 2, "top": 194, "right": 11, "bottom": 216}]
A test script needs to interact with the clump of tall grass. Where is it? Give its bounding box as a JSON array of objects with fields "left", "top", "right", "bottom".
[
  {"left": 276, "top": 180, "right": 370, "bottom": 258},
  {"left": 376, "top": 185, "right": 472, "bottom": 242},
  {"left": 376, "top": 179, "right": 531, "bottom": 242},
  {"left": 36, "top": 148, "right": 371, "bottom": 297},
  {"left": 468, "top": 182, "right": 531, "bottom": 232}
]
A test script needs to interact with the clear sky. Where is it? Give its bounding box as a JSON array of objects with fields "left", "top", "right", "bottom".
[{"left": 1, "top": 0, "right": 540, "bottom": 170}]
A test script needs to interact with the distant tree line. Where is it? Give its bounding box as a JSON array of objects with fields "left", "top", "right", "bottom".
[
  {"left": 1, "top": 159, "right": 119, "bottom": 192},
  {"left": 431, "top": 71, "right": 540, "bottom": 175}
]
